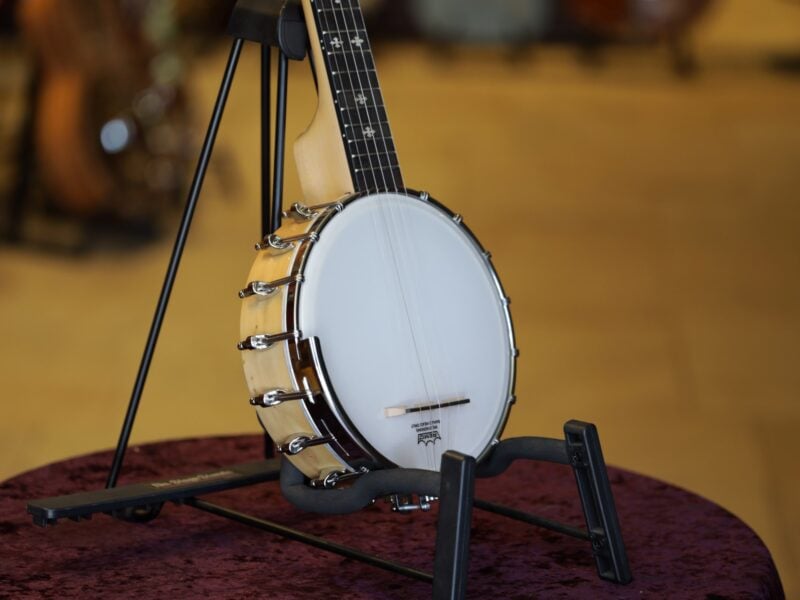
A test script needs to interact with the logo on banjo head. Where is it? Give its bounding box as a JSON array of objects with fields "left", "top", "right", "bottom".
[
  {"left": 417, "top": 431, "right": 442, "bottom": 446},
  {"left": 412, "top": 420, "right": 442, "bottom": 446}
]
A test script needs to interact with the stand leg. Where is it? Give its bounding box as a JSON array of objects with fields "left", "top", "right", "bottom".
[
  {"left": 271, "top": 51, "right": 289, "bottom": 232},
  {"left": 105, "top": 38, "right": 244, "bottom": 489},
  {"left": 433, "top": 451, "right": 476, "bottom": 600},
  {"left": 260, "top": 43, "right": 276, "bottom": 459},
  {"left": 565, "top": 421, "right": 632, "bottom": 584},
  {"left": 261, "top": 44, "right": 273, "bottom": 238}
]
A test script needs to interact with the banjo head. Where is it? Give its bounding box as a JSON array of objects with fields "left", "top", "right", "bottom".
[{"left": 290, "top": 191, "right": 516, "bottom": 472}]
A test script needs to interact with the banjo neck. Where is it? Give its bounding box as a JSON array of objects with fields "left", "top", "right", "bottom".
[{"left": 297, "top": 0, "right": 404, "bottom": 199}]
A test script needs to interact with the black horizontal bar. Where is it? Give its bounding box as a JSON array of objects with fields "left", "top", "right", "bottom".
[
  {"left": 186, "top": 498, "right": 434, "bottom": 583},
  {"left": 28, "top": 459, "right": 281, "bottom": 527},
  {"left": 473, "top": 499, "right": 590, "bottom": 541}
]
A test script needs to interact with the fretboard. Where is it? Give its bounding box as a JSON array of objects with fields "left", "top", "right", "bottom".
[{"left": 309, "top": 0, "right": 404, "bottom": 194}]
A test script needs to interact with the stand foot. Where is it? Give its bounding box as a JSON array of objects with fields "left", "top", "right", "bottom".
[
  {"left": 566, "top": 420, "right": 632, "bottom": 584},
  {"left": 433, "top": 451, "right": 476, "bottom": 600}
]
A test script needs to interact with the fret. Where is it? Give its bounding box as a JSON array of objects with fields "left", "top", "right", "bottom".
[
  {"left": 314, "top": 0, "right": 362, "bottom": 8},
  {"left": 324, "top": 50, "right": 376, "bottom": 73},
  {"left": 310, "top": 0, "right": 404, "bottom": 192},
  {"left": 353, "top": 167, "right": 404, "bottom": 192},
  {"left": 314, "top": 0, "right": 362, "bottom": 10},
  {"left": 350, "top": 152, "right": 399, "bottom": 170},
  {"left": 316, "top": 9, "right": 366, "bottom": 32},
  {"left": 330, "top": 69, "right": 380, "bottom": 91},
  {"left": 355, "top": 164, "right": 397, "bottom": 173},
  {"left": 347, "top": 138, "right": 396, "bottom": 157},
  {"left": 354, "top": 165, "right": 401, "bottom": 182},
  {"left": 351, "top": 150, "right": 397, "bottom": 160},
  {"left": 320, "top": 27, "right": 371, "bottom": 39},
  {"left": 339, "top": 106, "right": 387, "bottom": 127}
]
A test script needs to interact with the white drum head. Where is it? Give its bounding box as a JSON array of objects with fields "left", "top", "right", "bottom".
[{"left": 297, "top": 193, "right": 514, "bottom": 471}]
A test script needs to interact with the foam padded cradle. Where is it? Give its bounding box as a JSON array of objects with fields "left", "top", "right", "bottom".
[{"left": 227, "top": 0, "right": 307, "bottom": 59}]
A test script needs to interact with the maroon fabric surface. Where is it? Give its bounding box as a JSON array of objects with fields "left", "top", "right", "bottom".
[{"left": 0, "top": 436, "right": 784, "bottom": 599}]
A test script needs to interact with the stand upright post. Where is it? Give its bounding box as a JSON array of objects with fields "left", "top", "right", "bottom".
[
  {"left": 259, "top": 32, "right": 292, "bottom": 461},
  {"left": 260, "top": 44, "right": 276, "bottom": 458},
  {"left": 261, "top": 44, "right": 272, "bottom": 238},
  {"left": 104, "top": 0, "right": 309, "bottom": 487},
  {"left": 105, "top": 39, "right": 244, "bottom": 489},
  {"left": 271, "top": 51, "right": 289, "bottom": 234}
]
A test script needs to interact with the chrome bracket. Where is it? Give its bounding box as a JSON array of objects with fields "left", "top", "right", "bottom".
[
  {"left": 284, "top": 201, "right": 344, "bottom": 221},
  {"left": 238, "top": 275, "right": 303, "bottom": 299},
  {"left": 389, "top": 494, "right": 438, "bottom": 513},
  {"left": 278, "top": 434, "right": 335, "bottom": 456},
  {"left": 249, "top": 388, "right": 318, "bottom": 408},
  {"left": 310, "top": 466, "right": 369, "bottom": 489},
  {"left": 255, "top": 232, "right": 319, "bottom": 252},
  {"left": 237, "top": 331, "right": 300, "bottom": 351}
]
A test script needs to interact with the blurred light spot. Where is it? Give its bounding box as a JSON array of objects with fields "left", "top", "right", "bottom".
[{"left": 100, "top": 118, "right": 134, "bottom": 154}]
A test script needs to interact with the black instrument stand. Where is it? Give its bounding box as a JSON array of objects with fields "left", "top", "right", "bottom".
[{"left": 27, "top": 1, "right": 632, "bottom": 597}]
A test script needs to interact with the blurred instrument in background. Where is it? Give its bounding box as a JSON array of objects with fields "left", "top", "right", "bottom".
[
  {"left": 361, "top": 0, "right": 714, "bottom": 73},
  {"left": 14, "top": 0, "right": 191, "bottom": 232},
  {"left": 565, "top": 0, "right": 714, "bottom": 72},
  {"left": 566, "top": 0, "right": 712, "bottom": 38},
  {"left": 171, "top": 0, "right": 237, "bottom": 39},
  {"left": 409, "top": 0, "right": 556, "bottom": 45}
]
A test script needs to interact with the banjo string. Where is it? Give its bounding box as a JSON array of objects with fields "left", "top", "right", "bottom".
[
  {"left": 393, "top": 188, "right": 455, "bottom": 459},
  {"left": 334, "top": 0, "right": 439, "bottom": 466},
  {"left": 343, "top": 0, "right": 402, "bottom": 195},
  {"left": 319, "top": 3, "right": 383, "bottom": 192},
  {"left": 324, "top": 0, "right": 439, "bottom": 469},
  {"left": 342, "top": 0, "right": 451, "bottom": 466}
]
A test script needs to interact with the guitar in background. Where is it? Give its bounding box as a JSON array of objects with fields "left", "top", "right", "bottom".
[{"left": 10, "top": 0, "right": 191, "bottom": 245}]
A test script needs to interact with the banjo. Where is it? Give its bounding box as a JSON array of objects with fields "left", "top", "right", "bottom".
[{"left": 239, "top": 0, "right": 517, "bottom": 487}]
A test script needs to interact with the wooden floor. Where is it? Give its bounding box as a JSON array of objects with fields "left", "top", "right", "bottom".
[{"left": 1, "top": 3, "right": 799, "bottom": 595}]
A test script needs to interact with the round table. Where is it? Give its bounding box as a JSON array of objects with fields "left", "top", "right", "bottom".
[{"left": 0, "top": 436, "right": 784, "bottom": 598}]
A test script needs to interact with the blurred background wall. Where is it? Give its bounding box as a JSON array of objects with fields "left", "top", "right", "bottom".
[{"left": 1, "top": 0, "right": 798, "bottom": 594}]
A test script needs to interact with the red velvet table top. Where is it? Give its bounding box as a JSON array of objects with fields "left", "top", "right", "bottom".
[{"left": 0, "top": 435, "right": 784, "bottom": 598}]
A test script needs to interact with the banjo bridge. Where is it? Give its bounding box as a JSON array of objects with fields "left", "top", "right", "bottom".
[{"left": 384, "top": 398, "right": 471, "bottom": 418}]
